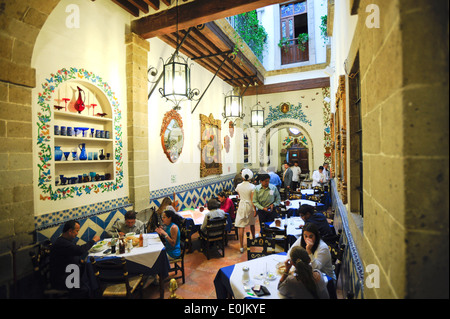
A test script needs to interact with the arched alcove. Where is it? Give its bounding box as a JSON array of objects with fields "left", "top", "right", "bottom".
[{"left": 258, "top": 120, "right": 314, "bottom": 174}]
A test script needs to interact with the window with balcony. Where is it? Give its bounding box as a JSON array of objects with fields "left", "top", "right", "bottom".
[{"left": 279, "top": 1, "right": 309, "bottom": 65}]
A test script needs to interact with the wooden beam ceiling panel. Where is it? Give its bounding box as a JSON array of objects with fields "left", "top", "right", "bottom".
[
  {"left": 132, "top": 0, "right": 285, "bottom": 39},
  {"left": 242, "top": 77, "right": 331, "bottom": 96}
]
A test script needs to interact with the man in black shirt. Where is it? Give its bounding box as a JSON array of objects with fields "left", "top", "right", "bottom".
[{"left": 49, "top": 220, "right": 100, "bottom": 296}]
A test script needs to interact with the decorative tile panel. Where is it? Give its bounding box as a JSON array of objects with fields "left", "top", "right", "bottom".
[{"left": 331, "top": 179, "right": 365, "bottom": 299}]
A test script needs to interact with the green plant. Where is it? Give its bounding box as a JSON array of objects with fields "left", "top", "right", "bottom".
[
  {"left": 233, "top": 10, "right": 268, "bottom": 61},
  {"left": 297, "top": 33, "right": 309, "bottom": 51},
  {"left": 278, "top": 37, "right": 290, "bottom": 53},
  {"left": 320, "top": 15, "right": 328, "bottom": 43}
]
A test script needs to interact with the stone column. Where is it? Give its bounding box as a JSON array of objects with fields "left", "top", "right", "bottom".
[{"left": 125, "top": 33, "right": 150, "bottom": 213}]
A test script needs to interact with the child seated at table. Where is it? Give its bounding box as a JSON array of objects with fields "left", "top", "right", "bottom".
[{"left": 278, "top": 246, "right": 329, "bottom": 299}]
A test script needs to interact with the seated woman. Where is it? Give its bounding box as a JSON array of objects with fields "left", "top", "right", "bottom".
[
  {"left": 200, "top": 198, "right": 226, "bottom": 237},
  {"left": 147, "top": 197, "right": 177, "bottom": 233},
  {"left": 218, "top": 192, "right": 235, "bottom": 220},
  {"left": 155, "top": 210, "right": 181, "bottom": 260},
  {"left": 278, "top": 246, "right": 329, "bottom": 299},
  {"left": 288, "top": 223, "right": 336, "bottom": 281}
]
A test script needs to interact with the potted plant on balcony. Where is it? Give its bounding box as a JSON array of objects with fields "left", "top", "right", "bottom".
[
  {"left": 278, "top": 37, "right": 290, "bottom": 53},
  {"left": 297, "top": 33, "right": 309, "bottom": 52}
]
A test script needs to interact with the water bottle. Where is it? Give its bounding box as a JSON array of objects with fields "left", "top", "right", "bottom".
[{"left": 242, "top": 266, "right": 250, "bottom": 284}]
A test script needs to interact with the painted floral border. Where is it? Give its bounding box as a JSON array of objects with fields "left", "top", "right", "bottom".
[
  {"left": 264, "top": 101, "right": 312, "bottom": 127},
  {"left": 37, "top": 67, "right": 123, "bottom": 201},
  {"left": 322, "top": 87, "right": 332, "bottom": 163}
]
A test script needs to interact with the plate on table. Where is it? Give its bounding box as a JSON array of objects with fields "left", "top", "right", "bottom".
[
  {"left": 90, "top": 240, "right": 107, "bottom": 253},
  {"left": 276, "top": 262, "right": 294, "bottom": 275},
  {"left": 125, "top": 232, "right": 135, "bottom": 237}
]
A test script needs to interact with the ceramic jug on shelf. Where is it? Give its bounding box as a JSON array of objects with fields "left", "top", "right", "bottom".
[
  {"left": 74, "top": 86, "right": 86, "bottom": 114},
  {"left": 78, "top": 143, "right": 87, "bottom": 160},
  {"left": 54, "top": 146, "right": 63, "bottom": 161}
]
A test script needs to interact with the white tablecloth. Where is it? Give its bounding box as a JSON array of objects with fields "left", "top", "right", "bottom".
[
  {"left": 178, "top": 209, "right": 208, "bottom": 225},
  {"left": 89, "top": 233, "right": 164, "bottom": 269},
  {"left": 268, "top": 216, "right": 304, "bottom": 238},
  {"left": 283, "top": 199, "right": 321, "bottom": 209},
  {"left": 229, "top": 253, "right": 289, "bottom": 299}
]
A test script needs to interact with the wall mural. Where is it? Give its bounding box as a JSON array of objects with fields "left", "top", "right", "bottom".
[
  {"left": 199, "top": 113, "right": 222, "bottom": 177},
  {"left": 322, "top": 87, "right": 332, "bottom": 164},
  {"left": 160, "top": 109, "right": 184, "bottom": 163},
  {"left": 264, "top": 101, "right": 312, "bottom": 127},
  {"left": 37, "top": 67, "right": 124, "bottom": 200}
]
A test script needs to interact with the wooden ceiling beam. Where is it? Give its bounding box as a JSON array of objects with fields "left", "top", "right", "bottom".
[
  {"left": 132, "top": 0, "right": 284, "bottom": 39},
  {"left": 111, "top": 0, "right": 140, "bottom": 17},
  {"left": 130, "top": 0, "right": 149, "bottom": 13},
  {"left": 142, "top": 0, "right": 159, "bottom": 10}
]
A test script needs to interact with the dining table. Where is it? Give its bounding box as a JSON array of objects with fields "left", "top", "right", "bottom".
[
  {"left": 178, "top": 207, "right": 232, "bottom": 252},
  {"left": 214, "top": 252, "right": 332, "bottom": 299},
  {"left": 84, "top": 233, "right": 170, "bottom": 299},
  {"left": 282, "top": 199, "right": 324, "bottom": 216},
  {"left": 214, "top": 252, "right": 291, "bottom": 299}
]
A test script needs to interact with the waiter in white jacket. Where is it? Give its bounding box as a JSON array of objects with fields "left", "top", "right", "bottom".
[{"left": 312, "top": 166, "right": 326, "bottom": 187}]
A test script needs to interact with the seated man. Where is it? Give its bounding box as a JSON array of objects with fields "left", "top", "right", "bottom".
[
  {"left": 253, "top": 173, "right": 281, "bottom": 231},
  {"left": 50, "top": 220, "right": 100, "bottom": 296},
  {"left": 298, "top": 204, "right": 336, "bottom": 245},
  {"left": 107, "top": 210, "right": 145, "bottom": 237}
]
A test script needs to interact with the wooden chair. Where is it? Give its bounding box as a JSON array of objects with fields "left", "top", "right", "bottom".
[
  {"left": 262, "top": 224, "right": 288, "bottom": 253},
  {"left": 90, "top": 256, "right": 144, "bottom": 299},
  {"left": 29, "top": 241, "right": 69, "bottom": 299},
  {"left": 168, "top": 218, "right": 190, "bottom": 284},
  {"left": 199, "top": 216, "right": 227, "bottom": 260},
  {"left": 246, "top": 232, "right": 275, "bottom": 260}
]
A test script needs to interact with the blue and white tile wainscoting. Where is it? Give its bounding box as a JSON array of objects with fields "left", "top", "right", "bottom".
[
  {"left": 149, "top": 174, "right": 235, "bottom": 212},
  {"left": 331, "top": 179, "right": 365, "bottom": 299},
  {"left": 34, "top": 197, "right": 132, "bottom": 245}
]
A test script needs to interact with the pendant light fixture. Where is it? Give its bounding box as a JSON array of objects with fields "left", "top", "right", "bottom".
[
  {"left": 159, "top": 0, "right": 199, "bottom": 110},
  {"left": 250, "top": 82, "right": 265, "bottom": 129},
  {"left": 223, "top": 59, "right": 244, "bottom": 123}
]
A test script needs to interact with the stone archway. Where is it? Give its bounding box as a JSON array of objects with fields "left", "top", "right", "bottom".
[
  {"left": 0, "top": 1, "right": 62, "bottom": 250},
  {"left": 258, "top": 119, "right": 315, "bottom": 174}
]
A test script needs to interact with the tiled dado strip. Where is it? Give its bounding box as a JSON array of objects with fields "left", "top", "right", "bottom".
[
  {"left": 35, "top": 197, "right": 132, "bottom": 244},
  {"left": 331, "top": 179, "right": 365, "bottom": 299},
  {"left": 149, "top": 174, "right": 235, "bottom": 211}
]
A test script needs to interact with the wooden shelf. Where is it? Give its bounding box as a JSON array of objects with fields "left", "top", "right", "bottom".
[
  {"left": 55, "top": 160, "right": 113, "bottom": 165},
  {"left": 54, "top": 135, "right": 113, "bottom": 142},
  {"left": 54, "top": 110, "right": 112, "bottom": 123}
]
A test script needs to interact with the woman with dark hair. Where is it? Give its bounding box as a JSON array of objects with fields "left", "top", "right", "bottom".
[
  {"left": 155, "top": 210, "right": 181, "bottom": 259},
  {"left": 278, "top": 246, "right": 329, "bottom": 299},
  {"left": 147, "top": 197, "right": 177, "bottom": 233},
  {"left": 218, "top": 191, "right": 235, "bottom": 220},
  {"left": 288, "top": 223, "right": 336, "bottom": 280}
]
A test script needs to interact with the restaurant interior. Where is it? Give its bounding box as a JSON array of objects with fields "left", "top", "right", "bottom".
[{"left": 0, "top": 0, "right": 448, "bottom": 301}]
